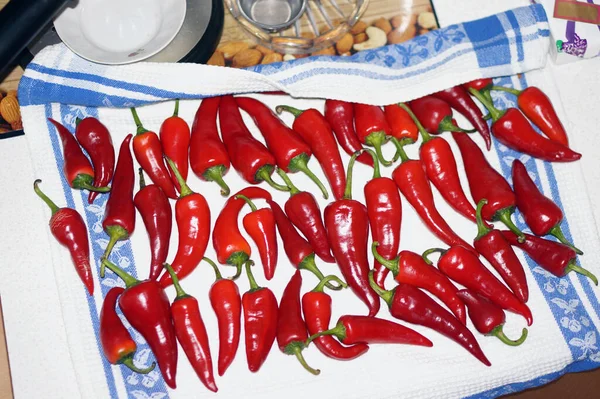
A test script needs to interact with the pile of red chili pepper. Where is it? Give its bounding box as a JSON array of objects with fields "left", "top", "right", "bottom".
[{"left": 35, "top": 77, "right": 598, "bottom": 392}]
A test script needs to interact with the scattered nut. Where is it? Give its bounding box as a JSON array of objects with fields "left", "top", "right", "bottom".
[
  {"left": 340, "top": 52, "right": 351, "bottom": 57},
  {"left": 311, "top": 47, "right": 336, "bottom": 56},
  {"left": 350, "top": 20, "right": 368, "bottom": 35},
  {"left": 374, "top": 17, "right": 393, "bottom": 34},
  {"left": 207, "top": 51, "right": 225, "bottom": 66},
  {"left": 387, "top": 25, "right": 417, "bottom": 44},
  {"left": 219, "top": 41, "right": 250, "bottom": 61},
  {"left": 417, "top": 12, "right": 437, "bottom": 30},
  {"left": 353, "top": 27, "right": 387, "bottom": 51},
  {"left": 283, "top": 54, "right": 296, "bottom": 61},
  {"left": 301, "top": 31, "right": 316, "bottom": 39},
  {"left": 232, "top": 49, "right": 263, "bottom": 68},
  {"left": 335, "top": 33, "right": 354, "bottom": 54},
  {"left": 354, "top": 33, "right": 367, "bottom": 44},
  {"left": 391, "top": 14, "right": 417, "bottom": 30},
  {"left": 262, "top": 53, "right": 283, "bottom": 64},
  {"left": 256, "top": 45, "right": 274, "bottom": 55}
]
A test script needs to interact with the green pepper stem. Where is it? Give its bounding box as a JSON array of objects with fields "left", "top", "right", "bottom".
[
  {"left": 72, "top": 174, "right": 111, "bottom": 192},
  {"left": 173, "top": 99, "right": 180, "bottom": 117},
  {"left": 277, "top": 168, "right": 301, "bottom": 195},
  {"left": 245, "top": 260, "right": 261, "bottom": 292},
  {"left": 298, "top": 254, "right": 346, "bottom": 291},
  {"left": 398, "top": 102, "right": 432, "bottom": 143},
  {"left": 344, "top": 151, "right": 361, "bottom": 200},
  {"left": 165, "top": 157, "right": 193, "bottom": 197},
  {"left": 284, "top": 342, "right": 320, "bottom": 375},
  {"left": 548, "top": 225, "right": 583, "bottom": 255},
  {"left": 361, "top": 149, "right": 380, "bottom": 179},
  {"left": 305, "top": 321, "right": 345, "bottom": 346},
  {"left": 203, "top": 257, "right": 223, "bottom": 281},
  {"left": 101, "top": 259, "right": 139, "bottom": 288},
  {"left": 495, "top": 209, "right": 525, "bottom": 243},
  {"left": 371, "top": 242, "right": 399, "bottom": 274},
  {"left": 390, "top": 137, "right": 410, "bottom": 163},
  {"left": 468, "top": 88, "right": 504, "bottom": 122},
  {"left": 120, "top": 355, "right": 156, "bottom": 374},
  {"left": 422, "top": 248, "right": 446, "bottom": 265},
  {"left": 288, "top": 154, "right": 329, "bottom": 199},
  {"left": 75, "top": 117, "right": 83, "bottom": 127},
  {"left": 490, "top": 325, "right": 528, "bottom": 346},
  {"left": 163, "top": 263, "right": 189, "bottom": 300},
  {"left": 138, "top": 168, "right": 146, "bottom": 190},
  {"left": 276, "top": 105, "right": 304, "bottom": 118},
  {"left": 130, "top": 108, "right": 149, "bottom": 135},
  {"left": 566, "top": 262, "right": 598, "bottom": 286},
  {"left": 490, "top": 85, "right": 522, "bottom": 97},
  {"left": 365, "top": 131, "right": 392, "bottom": 166},
  {"left": 33, "top": 179, "right": 60, "bottom": 215},
  {"left": 311, "top": 275, "right": 347, "bottom": 293},
  {"left": 368, "top": 270, "right": 393, "bottom": 305},
  {"left": 235, "top": 194, "right": 258, "bottom": 212},
  {"left": 101, "top": 225, "right": 129, "bottom": 277},
  {"left": 256, "top": 166, "right": 290, "bottom": 192},
  {"left": 439, "top": 116, "right": 477, "bottom": 134},
  {"left": 475, "top": 199, "right": 492, "bottom": 241},
  {"left": 226, "top": 252, "right": 249, "bottom": 280},
  {"left": 203, "top": 165, "right": 230, "bottom": 197}
]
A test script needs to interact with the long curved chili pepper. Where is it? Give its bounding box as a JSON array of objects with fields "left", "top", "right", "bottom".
[
  {"left": 267, "top": 199, "right": 344, "bottom": 291},
  {"left": 463, "top": 78, "right": 493, "bottom": 92},
  {"left": 75, "top": 117, "right": 115, "bottom": 203},
  {"left": 324, "top": 152, "right": 381, "bottom": 316},
  {"left": 433, "top": 86, "right": 492, "bottom": 149},
  {"left": 277, "top": 270, "right": 320, "bottom": 375},
  {"left": 205, "top": 258, "right": 241, "bottom": 376},
  {"left": 49, "top": 118, "right": 110, "bottom": 193},
  {"left": 134, "top": 169, "right": 172, "bottom": 281},
  {"left": 164, "top": 264, "right": 217, "bottom": 392},
  {"left": 236, "top": 96, "right": 328, "bottom": 198},
  {"left": 213, "top": 187, "right": 272, "bottom": 278},
  {"left": 452, "top": 131, "right": 525, "bottom": 240},
  {"left": 219, "top": 95, "right": 289, "bottom": 192},
  {"left": 408, "top": 96, "right": 474, "bottom": 134},
  {"left": 101, "top": 134, "right": 135, "bottom": 277},
  {"left": 242, "top": 261, "right": 279, "bottom": 372},
  {"left": 360, "top": 149, "right": 402, "bottom": 289},
  {"left": 160, "top": 100, "right": 191, "bottom": 193},
  {"left": 372, "top": 242, "right": 466, "bottom": 325},
  {"left": 277, "top": 169, "right": 334, "bottom": 263},
  {"left": 190, "top": 96, "right": 231, "bottom": 196},
  {"left": 100, "top": 287, "right": 156, "bottom": 374},
  {"left": 457, "top": 289, "right": 528, "bottom": 346},
  {"left": 158, "top": 159, "right": 210, "bottom": 287},
  {"left": 277, "top": 105, "right": 346, "bottom": 200},
  {"left": 306, "top": 315, "right": 433, "bottom": 347},
  {"left": 474, "top": 199, "right": 529, "bottom": 303},
  {"left": 102, "top": 259, "right": 178, "bottom": 388},
  {"left": 384, "top": 103, "right": 419, "bottom": 144},
  {"left": 512, "top": 159, "right": 582, "bottom": 254},
  {"left": 324, "top": 100, "right": 373, "bottom": 167},
  {"left": 502, "top": 231, "right": 598, "bottom": 285},
  {"left": 469, "top": 88, "right": 581, "bottom": 162},
  {"left": 392, "top": 140, "right": 475, "bottom": 253},
  {"left": 424, "top": 246, "right": 533, "bottom": 325},
  {"left": 130, "top": 108, "right": 178, "bottom": 199},
  {"left": 491, "top": 85, "right": 569, "bottom": 146},
  {"left": 34, "top": 179, "right": 94, "bottom": 295},
  {"left": 302, "top": 276, "right": 368, "bottom": 360},
  {"left": 369, "top": 272, "right": 491, "bottom": 366},
  {"left": 236, "top": 194, "right": 278, "bottom": 280},
  {"left": 354, "top": 103, "right": 401, "bottom": 166}
]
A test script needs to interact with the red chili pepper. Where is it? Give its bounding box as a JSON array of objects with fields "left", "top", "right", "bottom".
[
  {"left": 277, "top": 105, "right": 346, "bottom": 200},
  {"left": 205, "top": 258, "right": 241, "bottom": 376},
  {"left": 424, "top": 246, "right": 533, "bottom": 325},
  {"left": 34, "top": 179, "right": 94, "bottom": 295},
  {"left": 433, "top": 86, "right": 492, "bottom": 149},
  {"left": 276, "top": 169, "right": 334, "bottom": 264},
  {"left": 242, "top": 261, "right": 279, "bottom": 372},
  {"left": 469, "top": 89, "right": 581, "bottom": 162},
  {"left": 360, "top": 149, "right": 402, "bottom": 289},
  {"left": 492, "top": 85, "right": 569, "bottom": 146},
  {"left": 372, "top": 242, "right": 466, "bottom": 324},
  {"left": 100, "top": 287, "right": 156, "bottom": 373},
  {"left": 474, "top": 199, "right": 529, "bottom": 303},
  {"left": 267, "top": 199, "right": 345, "bottom": 291},
  {"left": 384, "top": 103, "right": 419, "bottom": 144},
  {"left": 219, "top": 95, "right": 289, "bottom": 191},
  {"left": 277, "top": 270, "right": 320, "bottom": 375},
  {"left": 101, "top": 134, "right": 136, "bottom": 278},
  {"left": 392, "top": 141, "right": 475, "bottom": 253},
  {"left": 463, "top": 78, "right": 493, "bottom": 92},
  {"left": 102, "top": 259, "right": 178, "bottom": 388},
  {"left": 235, "top": 194, "right": 278, "bottom": 280},
  {"left": 324, "top": 100, "right": 373, "bottom": 167},
  {"left": 452, "top": 131, "right": 525, "bottom": 240},
  {"left": 159, "top": 159, "right": 210, "bottom": 287},
  {"left": 190, "top": 96, "right": 231, "bottom": 196},
  {"left": 369, "top": 273, "right": 491, "bottom": 366},
  {"left": 164, "top": 264, "right": 217, "bottom": 392},
  {"left": 408, "top": 96, "right": 474, "bottom": 134},
  {"left": 512, "top": 159, "right": 582, "bottom": 254},
  {"left": 354, "top": 103, "right": 401, "bottom": 166},
  {"left": 236, "top": 96, "right": 328, "bottom": 198},
  {"left": 302, "top": 276, "right": 369, "bottom": 360},
  {"left": 130, "top": 108, "right": 178, "bottom": 199},
  {"left": 457, "top": 289, "right": 528, "bottom": 346},
  {"left": 502, "top": 231, "right": 598, "bottom": 285},
  {"left": 213, "top": 187, "right": 272, "bottom": 278},
  {"left": 160, "top": 100, "right": 191, "bottom": 193},
  {"left": 324, "top": 152, "right": 381, "bottom": 316},
  {"left": 75, "top": 117, "right": 115, "bottom": 203},
  {"left": 134, "top": 169, "right": 172, "bottom": 281},
  {"left": 49, "top": 118, "right": 111, "bottom": 193}
]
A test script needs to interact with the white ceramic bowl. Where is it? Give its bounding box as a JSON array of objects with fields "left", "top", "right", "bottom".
[{"left": 54, "top": 0, "right": 186, "bottom": 65}]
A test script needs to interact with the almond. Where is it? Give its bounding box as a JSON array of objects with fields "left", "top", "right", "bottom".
[
  {"left": 374, "top": 17, "right": 393, "bottom": 34},
  {"left": 350, "top": 20, "right": 367, "bottom": 35},
  {"left": 262, "top": 53, "right": 283, "bottom": 64},
  {"left": 256, "top": 45, "right": 274, "bottom": 55},
  {"left": 391, "top": 14, "right": 417, "bottom": 29},
  {"left": 207, "top": 51, "right": 225, "bottom": 66},
  {"left": 311, "top": 47, "right": 336, "bottom": 56},
  {"left": 335, "top": 33, "right": 354, "bottom": 54},
  {"left": 387, "top": 25, "right": 417, "bottom": 45},
  {"left": 354, "top": 33, "right": 367, "bottom": 44},
  {"left": 219, "top": 41, "right": 250, "bottom": 61},
  {"left": 232, "top": 49, "right": 263, "bottom": 68}
]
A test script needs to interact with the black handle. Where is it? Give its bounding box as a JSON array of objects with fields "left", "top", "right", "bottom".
[{"left": 0, "top": 0, "right": 73, "bottom": 76}]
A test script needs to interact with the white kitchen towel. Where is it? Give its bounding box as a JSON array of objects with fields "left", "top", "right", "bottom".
[{"left": 15, "top": 4, "right": 600, "bottom": 399}]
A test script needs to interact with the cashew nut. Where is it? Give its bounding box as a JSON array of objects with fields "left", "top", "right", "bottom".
[
  {"left": 283, "top": 54, "right": 296, "bottom": 61},
  {"left": 353, "top": 27, "right": 387, "bottom": 51}
]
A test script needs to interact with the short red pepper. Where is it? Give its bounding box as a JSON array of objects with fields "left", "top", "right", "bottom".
[
  {"left": 408, "top": 95, "right": 474, "bottom": 134},
  {"left": 384, "top": 103, "right": 419, "bottom": 144},
  {"left": 354, "top": 103, "right": 400, "bottom": 166},
  {"left": 160, "top": 100, "right": 191, "bottom": 193},
  {"left": 463, "top": 78, "right": 493, "bottom": 92}
]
